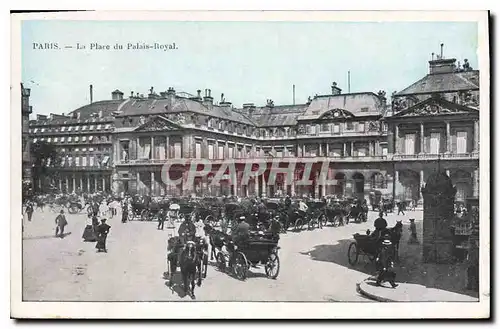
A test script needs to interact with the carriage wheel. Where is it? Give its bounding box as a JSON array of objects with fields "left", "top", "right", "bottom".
[
  {"left": 233, "top": 252, "right": 248, "bottom": 281},
  {"left": 140, "top": 209, "right": 149, "bottom": 221},
  {"left": 265, "top": 252, "right": 280, "bottom": 279},
  {"left": 294, "top": 218, "right": 304, "bottom": 231},
  {"left": 216, "top": 252, "right": 226, "bottom": 272},
  {"left": 348, "top": 242, "right": 359, "bottom": 265}
]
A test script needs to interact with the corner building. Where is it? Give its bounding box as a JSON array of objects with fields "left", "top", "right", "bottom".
[{"left": 386, "top": 55, "right": 480, "bottom": 203}]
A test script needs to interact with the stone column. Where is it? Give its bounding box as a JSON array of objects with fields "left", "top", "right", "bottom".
[
  {"left": 291, "top": 174, "right": 295, "bottom": 197},
  {"left": 80, "top": 176, "right": 84, "bottom": 192},
  {"left": 326, "top": 143, "right": 329, "bottom": 157},
  {"left": 420, "top": 122, "right": 425, "bottom": 154},
  {"left": 473, "top": 120, "right": 479, "bottom": 152},
  {"left": 319, "top": 143, "right": 323, "bottom": 157},
  {"left": 473, "top": 169, "right": 479, "bottom": 197},
  {"left": 314, "top": 170, "right": 319, "bottom": 198},
  {"left": 343, "top": 143, "right": 347, "bottom": 157},
  {"left": 232, "top": 171, "right": 237, "bottom": 196},
  {"left": 395, "top": 124, "right": 399, "bottom": 154},
  {"left": 65, "top": 177, "right": 69, "bottom": 192},
  {"left": 261, "top": 174, "right": 267, "bottom": 198},
  {"left": 137, "top": 137, "right": 140, "bottom": 158},
  {"left": 420, "top": 170, "right": 425, "bottom": 199},
  {"left": 446, "top": 121, "right": 451, "bottom": 153},
  {"left": 73, "top": 175, "right": 76, "bottom": 193},
  {"left": 255, "top": 175, "right": 260, "bottom": 197},
  {"left": 394, "top": 170, "right": 399, "bottom": 199},
  {"left": 136, "top": 172, "right": 140, "bottom": 195},
  {"left": 87, "top": 174, "right": 91, "bottom": 192},
  {"left": 151, "top": 171, "right": 155, "bottom": 195},
  {"left": 59, "top": 178, "right": 62, "bottom": 192},
  {"left": 369, "top": 141, "right": 374, "bottom": 157},
  {"left": 166, "top": 135, "right": 170, "bottom": 159},
  {"left": 109, "top": 175, "right": 113, "bottom": 193},
  {"left": 95, "top": 176, "right": 99, "bottom": 192},
  {"left": 151, "top": 136, "right": 155, "bottom": 160},
  {"left": 302, "top": 144, "right": 306, "bottom": 157},
  {"left": 321, "top": 176, "right": 326, "bottom": 198}
]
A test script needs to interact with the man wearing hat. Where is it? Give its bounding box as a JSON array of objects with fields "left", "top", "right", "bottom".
[
  {"left": 55, "top": 210, "right": 68, "bottom": 238},
  {"left": 95, "top": 218, "right": 111, "bottom": 253},
  {"left": 371, "top": 211, "right": 388, "bottom": 241},
  {"left": 229, "top": 216, "right": 250, "bottom": 267},
  {"left": 178, "top": 212, "right": 196, "bottom": 244},
  {"left": 375, "top": 236, "right": 398, "bottom": 288}
]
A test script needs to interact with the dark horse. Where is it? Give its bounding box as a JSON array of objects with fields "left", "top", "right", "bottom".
[
  {"left": 204, "top": 224, "right": 230, "bottom": 261},
  {"left": 385, "top": 220, "right": 403, "bottom": 261},
  {"left": 179, "top": 241, "right": 199, "bottom": 298}
]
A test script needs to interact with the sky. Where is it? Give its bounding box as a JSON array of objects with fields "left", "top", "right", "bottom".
[{"left": 21, "top": 20, "right": 479, "bottom": 117}]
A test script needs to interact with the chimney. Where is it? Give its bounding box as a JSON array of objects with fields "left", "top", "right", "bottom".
[
  {"left": 99, "top": 110, "right": 103, "bottom": 118},
  {"left": 196, "top": 89, "right": 202, "bottom": 100},
  {"left": 77, "top": 112, "right": 81, "bottom": 120},
  {"left": 331, "top": 82, "right": 342, "bottom": 95},
  {"left": 377, "top": 90, "right": 387, "bottom": 105},
  {"left": 243, "top": 103, "right": 256, "bottom": 115},
  {"left": 429, "top": 58, "right": 457, "bottom": 74},
  {"left": 166, "top": 87, "right": 176, "bottom": 110},
  {"left": 112, "top": 89, "right": 124, "bottom": 100},
  {"left": 266, "top": 99, "right": 274, "bottom": 108},
  {"left": 90, "top": 84, "right": 93, "bottom": 104},
  {"left": 36, "top": 114, "right": 48, "bottom": 121},
  {"left": 130, "top": 91, "right": 134, "bottom": 98},
  {"left": 203, "top": 88, "right": 213, "bottom": 109},
  {"left": 148, "top": 86, "right": 157, "bottom": 99}
]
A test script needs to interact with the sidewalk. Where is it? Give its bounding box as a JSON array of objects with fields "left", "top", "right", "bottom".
[{"left": 357, "top": 278, "right": 479, "bottom": 302}]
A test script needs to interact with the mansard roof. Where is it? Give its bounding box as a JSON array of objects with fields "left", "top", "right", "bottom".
[
  {"left": 298, "top": 93, "right": 385, "bottom": 120},
  {"left": 395, "top": 70, "right": 479, "bottom": 96}
]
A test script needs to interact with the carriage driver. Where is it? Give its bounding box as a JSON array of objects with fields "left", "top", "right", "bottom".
[
  {"left": 229, "top": 216, "right": 251, "bottom": 267},
  {"left": 178, "top": 214, "right": 197, "bottom": 244},
  {"left": 371, "top": 211, "right": 388, "bottom": 241}
]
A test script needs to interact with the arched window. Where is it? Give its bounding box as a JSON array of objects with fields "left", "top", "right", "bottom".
[{"left": 371, "top": 173, "right": 386, "bottom": 189}]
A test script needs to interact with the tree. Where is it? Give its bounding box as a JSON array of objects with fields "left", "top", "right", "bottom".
[{"left": 30, "top": 141, "right": 61, "bottom": 192}]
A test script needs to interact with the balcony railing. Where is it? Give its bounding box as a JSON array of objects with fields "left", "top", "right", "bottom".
[
  {"left": 393, "top": 152, "right": 479, "bottom": 161},
  {"left": 115, "top": 155, "right": 389, "bottom": 165}
]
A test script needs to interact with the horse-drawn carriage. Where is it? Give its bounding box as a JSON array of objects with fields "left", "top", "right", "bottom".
[
  {"left": 345, "top": 198, "right": 368, "bottom": 224},
  {"left": 215, "top": 231, "right": 280, "bottom": 281},
  {"left": 321, "top": 199, "right": 348, "bottom": 227},
  {"left": 164, "top": 233, "right": 209, "bottom": 298}
]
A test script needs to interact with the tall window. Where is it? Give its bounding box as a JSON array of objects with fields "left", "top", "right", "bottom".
[
  {"left": 382, "top": 146, "right": 388, "bottom": 156},
  {"left": 333, "top": 124, "right": 340, "bottom": 134},
  {"left": 82, "top": 156, "right": 87, "bottom": 167},
  {"left": 358, "top": 122, "right": 365, "bottom": 132},
  {"left": 457, "top": 131, "right": 468, "bottom": 154},
  {"left": 346, "top": 122, "right": 354, "bottom": 131},
  {"left": 321, "top": 123, "right": 330, "bottom": 132},
  {"left": 195, "top": 142, "right": 202, "bottom": 159},
  {"left": 430, "top": 133, "right": 440, "bottom": 154},
  {"left": 75, "top": 157, "right": 80, "bottom": 167},
  {"left": 208, "top": 144, "right": 214, "bottom": 160},
  {"left": 218, "top": 144, "right": 224, "bottom": 159},
  {"left": 174, "top": 142, "right": 182, "bottom": 159},
  {"left": 228, "top": 145, "right": 234, "bottom": 159},
  {"left": 404, "top": 134, "right": 416, "bottom": 155},
  {"left": 276, "top": 148, "right": 283, "bottom": 158}
]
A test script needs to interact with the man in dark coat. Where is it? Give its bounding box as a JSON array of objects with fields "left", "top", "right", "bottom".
[
  {"left": 25, "top": 201, "right": 34, "bottom": 222},
  {"left": 96, "top": 219, "right": 111, "bottom": 252},
  {"left": 55, "top": 210, "right": 68, "bottom": 238},
  {"left": 157, "top": 208, "right": 166, "bottom": 230},
  {"left": 372, "top": 211, "right": 388, "bottom": 240},
  {"left": 375, "top": 238, "right": 398, "bottom": 288}
]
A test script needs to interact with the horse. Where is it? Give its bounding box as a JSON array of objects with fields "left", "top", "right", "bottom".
[
  {"left": 203, "top": 224, "right": 230, "bottom": 261},
  {"left": 179, "top": 241, "right": 199, "bottom": 298},
  {"left": 387, "top": 220, "right": 403, "bottom": 261}
]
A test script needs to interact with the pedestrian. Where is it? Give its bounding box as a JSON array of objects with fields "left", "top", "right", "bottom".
[
  {"left": 397, "top": 201, "right": 405, "bottom": 216},
  {"left": 121, "top": 200, "right": 128, "bottom": 223},
  {"left": 95, "top": 218, "right": 111, "bottom": 253},
  {"left": 375, "top": 237, "right": 398, "bottom": 288},
  {"left": 407, "top": 218, "right": 419, "bottom": 244},
  {"left": 82, "top": 213, "right": 97, "bottom": 242},
  {"left": 55, "top": 210, "right": 68, "bottom": 238},
  {"left": 157, "top": 208, "right": 166, "bottom": 230},
  {"left": 25, "top": 201, "right": 34, "bottom": 222}
]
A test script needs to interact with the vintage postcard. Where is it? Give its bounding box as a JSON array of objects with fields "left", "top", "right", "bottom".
[{"left": 10, "top": 10, "right": 490, "bottom": 319}]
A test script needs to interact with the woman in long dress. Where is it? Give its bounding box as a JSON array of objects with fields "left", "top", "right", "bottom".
[{"left": 82, "top": 213, "right": 97, "bottom": 242}]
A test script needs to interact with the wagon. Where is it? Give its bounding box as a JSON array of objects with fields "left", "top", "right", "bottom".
[
  {"left": 216, "top": 232, "right": 280, "bottom": 281},
  {"left": 347, "top": 233, "right": 380, "bottom": 265},
  {"left": 321, "top": 201, "right": 347, "bottom": 227},
  {"left": 165, "top": 235, "right": 208, "bottom": 286}
]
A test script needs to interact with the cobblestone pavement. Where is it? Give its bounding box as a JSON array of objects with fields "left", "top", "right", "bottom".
[{"left": 22, "top": 208, "right": 424, "bottom": 302}]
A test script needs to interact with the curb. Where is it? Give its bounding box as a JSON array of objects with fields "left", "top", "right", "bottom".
[{"left": 357, "top": 281, "right": 395, "bottom": 302}]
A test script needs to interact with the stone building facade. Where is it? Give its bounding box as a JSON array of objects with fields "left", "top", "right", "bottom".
[
  {"left": 386, "top": 55, "right": 480, "bottom": 203},
  {"left": 22, "top": 83, "right": 33, "bottom": 185},
  {"left": 28, "top": 90, "right": 122, "bottom": 193}
]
